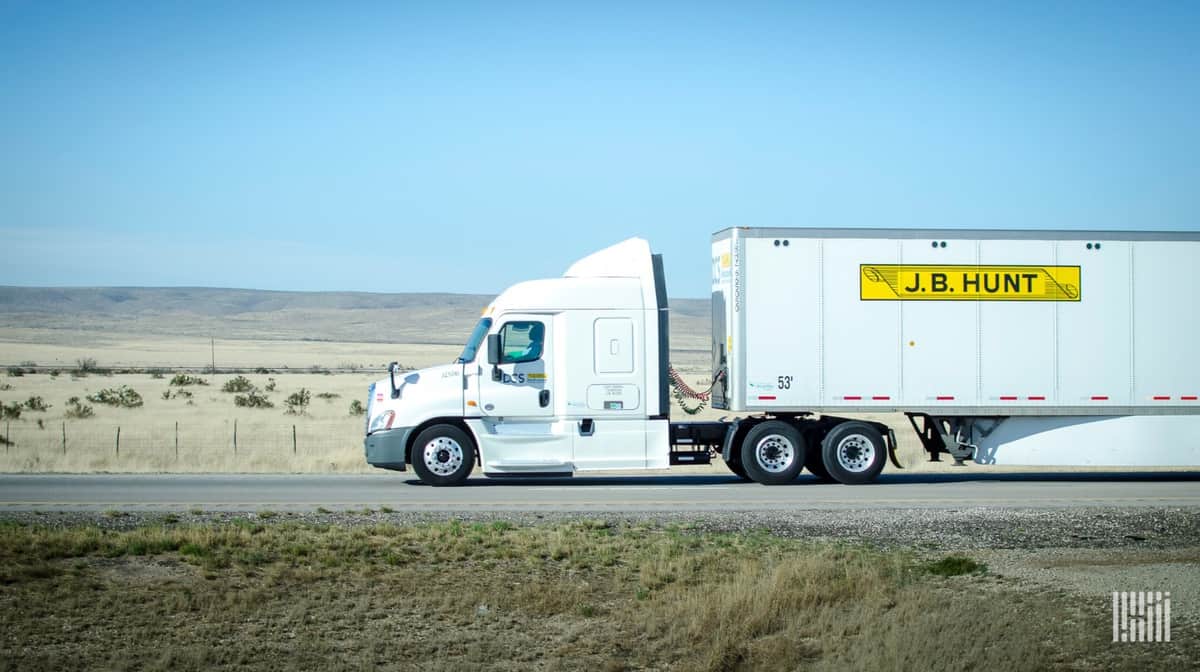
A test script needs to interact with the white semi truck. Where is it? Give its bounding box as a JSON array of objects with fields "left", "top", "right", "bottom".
[{"left": 364, "top": 229, "right": 1200, "bottom": 486}]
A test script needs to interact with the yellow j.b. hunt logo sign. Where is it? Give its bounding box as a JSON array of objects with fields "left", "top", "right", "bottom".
[{"left": 860, "top": 265, "right": 1081, "bottom": 301}]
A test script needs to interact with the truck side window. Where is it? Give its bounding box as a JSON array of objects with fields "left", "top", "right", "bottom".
[{"left": 499, "top": 321, "right": 544, "bottom": 364}]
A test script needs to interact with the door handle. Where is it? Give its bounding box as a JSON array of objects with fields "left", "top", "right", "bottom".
[
  {"left": 539, "top": 389, "right": 550, "bottom": 407},
  {"left": 579, "top": 418, "right": 594, "bottom": 436}
]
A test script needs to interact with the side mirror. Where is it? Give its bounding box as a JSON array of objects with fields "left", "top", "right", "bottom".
[
  {"left": 486, "top": 334, "right": 502, "bottom": 365},
  {"left": 486, "top": 334, "right": 502, "bottom": 381},
  {"left": 387, "top": 361, "right": 400, "bottom": 399}
]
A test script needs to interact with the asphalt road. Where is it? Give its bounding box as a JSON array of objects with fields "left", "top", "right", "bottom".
[{"left": 2, "top": 472, "right": 1200, "bottom": 512}]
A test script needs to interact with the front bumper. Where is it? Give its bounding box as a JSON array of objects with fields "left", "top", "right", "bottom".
[{"left": 364, "top": 426, "right": 414, "bottom": 472}]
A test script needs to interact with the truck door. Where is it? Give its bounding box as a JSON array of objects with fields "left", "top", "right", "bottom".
[
  {"left": 570, "top": 314, "right": 648, "bottom": 470},
  {"left": 472, "top": 315, "right": 572, "bottom": 471}
]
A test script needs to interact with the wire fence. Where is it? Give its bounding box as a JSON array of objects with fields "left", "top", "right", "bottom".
[{"left": 0, "top": 418, "right": 370, "bottom": 473}]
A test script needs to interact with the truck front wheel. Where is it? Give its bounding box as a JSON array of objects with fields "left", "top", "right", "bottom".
[
  {"left": 821, "top": 422, "right": 886, "bottom": 485},
  {"left": 740, "top": 421, "right": 806, "bottom": 485},
  {"left": 411, "top": 424, "right": 476, "bottom": 486}
]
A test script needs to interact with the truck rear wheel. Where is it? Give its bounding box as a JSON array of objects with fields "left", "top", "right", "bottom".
[
  {"left": 801, "top": 429, "right": 834, "bottom": 482},
  {"left": 411, "top": 424, "right": 476, "bottom": 486},
  {"left": 740, "top": 421, "right": 805, "bottom": 485},
  {"left": 724, "top": 457, "right": 750, "bottom": 481},
  {"left": 821, "top": 422, "right": 886, "bottom": 485}
]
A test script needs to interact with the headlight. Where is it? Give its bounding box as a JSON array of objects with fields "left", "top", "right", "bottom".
[{"left": 369, "top": 410, "right": 396, "bottom": 433}]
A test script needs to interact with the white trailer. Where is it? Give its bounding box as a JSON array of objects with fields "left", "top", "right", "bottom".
[{"left": 364, "top": 229, "right": 1200, "bottom": 486}]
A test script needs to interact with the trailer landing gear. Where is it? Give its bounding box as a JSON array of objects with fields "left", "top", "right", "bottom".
[{"left": 906, "top": 414, "right": 1006, "bottom": 466}]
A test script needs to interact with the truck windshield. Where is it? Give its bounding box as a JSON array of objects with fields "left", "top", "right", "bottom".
[{"left": 456, "top": 317, "right": 493, "bottom": 363}]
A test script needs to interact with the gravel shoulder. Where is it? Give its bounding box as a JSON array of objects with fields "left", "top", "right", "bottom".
[{"left": 6, "top": 505, "right": 1197, "bottom": 549}]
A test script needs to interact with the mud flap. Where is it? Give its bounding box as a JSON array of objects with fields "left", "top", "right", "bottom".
[{"left": 887, "top": 428, "right": 903, "bottom": 470}]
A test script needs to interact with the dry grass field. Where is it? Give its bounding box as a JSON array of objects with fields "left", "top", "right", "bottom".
[
  {"left": 1, "top": 518, "right": 1176, "bottom": 672},
  {"left": 0, "top": 371, "right": 381, "bottom": 473}
]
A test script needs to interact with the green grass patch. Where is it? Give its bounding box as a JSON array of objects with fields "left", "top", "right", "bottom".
[{"left": 924, "top": 554, "right": 985, "bottom": 576}]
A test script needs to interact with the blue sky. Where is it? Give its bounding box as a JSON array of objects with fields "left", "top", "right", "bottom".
[{"left": 2, "top": 1, "right": 1197, "bottom": 298}]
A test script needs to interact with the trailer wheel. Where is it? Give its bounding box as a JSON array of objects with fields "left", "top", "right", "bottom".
[
  {"left": 821, "top": 422, "right": 886, "bottom": 485},
  {"left": 411, "top": 424, "right": 476, "bottom": 486},
  {"left": 799, "top": 429, "right": 834, "bottom": 482},
  {"left": 740, "top": 421, "right": 805, "bottom": 485},
  {"left": 804, "top": 450, "right": 834, "bottom": 482}
]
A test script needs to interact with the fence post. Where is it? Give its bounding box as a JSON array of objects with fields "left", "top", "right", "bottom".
[
  {"left": 233, "top": 419, "right": 238, "bottom": 455},
  {"left": 115, "top": 426, "right": 120, "bottom": 458},
  {"left": 62, "top": 422, "right": 66, "bottom": 455},
  {"left": 292, "top": 425, "right": 297, "bottom": 455},
  {"left": 175, "top": 421, "right": 179, "bottom": 460}
]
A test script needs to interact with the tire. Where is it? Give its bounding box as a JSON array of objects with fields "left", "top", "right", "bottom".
[
  {"left": 739, "top": 420, "right": 806, "bottom": 485},
  {"left": 821, "top": 421, "right": 887, "bottom": 485},
  {"left": 410, "top": 424, "right": 476, "bottom": 486},
  {"left": 724, "top": 457, "right": 751, "bottom": 481},
  {"left": 800, "top": 428, "right": 834, "bottom": 482},
  {"left": 803, "top": 438, "right": 835, "bottom": 482}
]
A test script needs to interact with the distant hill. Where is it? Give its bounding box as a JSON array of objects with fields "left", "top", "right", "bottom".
[{"left": 0, "top": 287, "right": 710, "bottom": 349}]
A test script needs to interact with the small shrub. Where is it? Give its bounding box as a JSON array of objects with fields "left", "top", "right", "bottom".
[
  {"left": 234, "top": 389, "right": 274, "bottom": 409},
  {"left": 1, "top": 402, "right": 21, "bottom": 420},
  {"left": 24, "top": 396, "right": 50, "bottom": 412},
  {"left": 284, "top": 388, "right": 311, "bottom": 415},
  {"left": 348, "top": 399, "right": 366, "bottom": 416},
  {"left": 65, "top": 397, "right": 95, "bottom": 419},
  {"left": 77, "top": 357, "right": 97, "bottom": 372},
  {"left": 6, "top": 367, "right": 24, "bottom": 377},
  {"left": 0, "top": 382, "right": 11, "bottom": 391},
  {"left": 925, "top": 555, "right": 985, "bottom": 577},
  {"left": 147, "top": 369, "right": 166, "bottom": 379},
  {"left": 310, "top": 365, "right": 331, "bottom": 375},
  {"left": 169, "top": 374, "right": 208, "bottom": 387},
  {"left": 265, "top": 378, "right": 277, "bottom": 392},
  {"left": 221, "top": 376, "right": 254, "bottom": 393},
  {"left": 48, "top": 370, "right": 60, "bottom": 379},
  {"left": 86, "top": 386, "right": 144, "bottom": 408},
  {"left": 254, "top": 367, "right": 270, "bottom": 374},
  {"left": 315, "top": 392, "right": 340, "bottom": 400}
]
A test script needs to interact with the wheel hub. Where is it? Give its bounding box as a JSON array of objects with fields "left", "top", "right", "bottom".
[
  {"left": 423, "top": 437, "right": 464, "bottom": 476},
  {"left": 836, "top": 434, "right": 875, "bottom": 472},
  {"left": 754, "top": 434, "right": 795, "bottom": 473}
]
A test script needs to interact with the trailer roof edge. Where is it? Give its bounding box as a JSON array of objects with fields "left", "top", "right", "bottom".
[{"left": 710, "top": 227, "right": 1200, "bottom": 242}]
